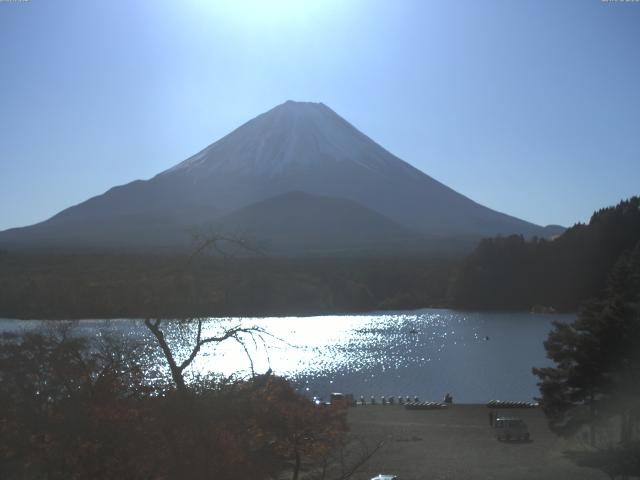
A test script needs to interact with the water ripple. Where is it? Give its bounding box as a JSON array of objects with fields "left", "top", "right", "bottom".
[{"left": 0, "top": 309, "right": 573, "bottom": 403}]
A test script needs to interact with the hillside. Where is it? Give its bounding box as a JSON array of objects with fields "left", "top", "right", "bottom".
[
  {"left": 0, "top": 101, "right": 559, "bottom": 255},
  {"left": 211, "top": 191, "right": 423, "bottom": 255},
  {"left": 449, "top": 196, "right": 640, "bottom": 311}
]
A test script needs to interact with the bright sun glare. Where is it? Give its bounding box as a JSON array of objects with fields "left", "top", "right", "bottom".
[{"left": 192, "top": 0, "right": 338, "bottom": 27}]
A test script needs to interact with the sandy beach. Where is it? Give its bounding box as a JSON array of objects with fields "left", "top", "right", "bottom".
[{"left": 347, "top": 404, "right": 606, "bottom": 480}]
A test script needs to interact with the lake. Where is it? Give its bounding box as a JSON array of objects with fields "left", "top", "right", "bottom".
[{"left": 0, "top": 309, "right": 571, "bottom": 403}]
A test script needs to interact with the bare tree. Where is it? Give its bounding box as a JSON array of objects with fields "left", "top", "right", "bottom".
[
  {"left": 140, "top": 230, "right": 382, "bottom": 480},
  {"left": 145, "top": 229, "right": 267, "bottom": 394},
  {"left": 186, "top": 227, "right": 264, "bottom": 266},
  {"left": 144, "top": 317, "right": 267, "bottom": 394}
]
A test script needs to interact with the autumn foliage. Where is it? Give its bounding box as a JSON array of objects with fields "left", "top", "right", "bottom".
[{"left": 0, "top": 330, "right": 348, "bottom": 480}]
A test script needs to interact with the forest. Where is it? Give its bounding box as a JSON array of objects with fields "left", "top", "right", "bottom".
[
  {"left": 449, "top": 197, "right": 640, "bottom": 311},
  {"left": 0, "top": 252, "right": 453, "bottom": 319},
  {"left": 1, "top": 197, "right": 638, "bottom": 319}
]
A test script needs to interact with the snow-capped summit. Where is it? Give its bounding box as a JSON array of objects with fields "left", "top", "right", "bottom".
[{"left": 163, "top": 100, "right": 406, "bottom": 178}]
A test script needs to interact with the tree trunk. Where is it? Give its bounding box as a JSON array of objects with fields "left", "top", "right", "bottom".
[
  {"left": 144, "top": 318, "right": 188, "bottom": 394},
  {"left": 292, "top": 440, "right": 301, "bottom": 480}
]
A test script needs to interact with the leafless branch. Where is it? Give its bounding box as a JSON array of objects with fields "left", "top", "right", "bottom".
[
  {"left": 311, "top": 436, "right": 385, "bottom": 480},
  {"left": 145, "top": 228, "right": 270, "bottom": 392},
  {"left": 333, "top": 439, "right": 385, "bottom": 480},
  {"left": 186, "top": 227, "right": 265, "bottom": 268},
  {"left": 234, "top": 335, "right": 256, "bottom": 377},
  {"left": 145, "top": 316, "right": 274, "bottom": 392}
]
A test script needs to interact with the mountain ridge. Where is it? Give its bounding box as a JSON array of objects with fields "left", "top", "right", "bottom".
[{"left": 0, "top": 100, "right": 563, "bottom": 255}]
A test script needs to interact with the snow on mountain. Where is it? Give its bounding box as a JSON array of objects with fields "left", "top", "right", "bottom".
[
  {"left": 0, "top": 100, "right": 561, "bottom": 253},
  {"left": 163, "top": 101, "right": 407, "bottom": 177}
]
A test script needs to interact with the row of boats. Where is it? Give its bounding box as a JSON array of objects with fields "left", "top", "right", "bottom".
[
  {"left": 403, "top": 400, "right": 538, "bottom": 410},
  {"left": 327, "top": 394, "right": 538, "bottom": 409},
  {"left": 356, "top": 395, "right": 422, "bottom": 406},
  {"left": 486, "top": 400, "right": 538, "bottom": 408}
]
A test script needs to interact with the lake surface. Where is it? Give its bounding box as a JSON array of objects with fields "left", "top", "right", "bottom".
[{"left": 0, "top": 309, "right": 572, "bottom": 403}]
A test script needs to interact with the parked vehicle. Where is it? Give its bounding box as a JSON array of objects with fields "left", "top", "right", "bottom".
[
  {"left": 494, "top": 416, "right": 530, "bottom": 441},
  {"left": 370, "top": 475, "right": 400, "bottom": 480}
]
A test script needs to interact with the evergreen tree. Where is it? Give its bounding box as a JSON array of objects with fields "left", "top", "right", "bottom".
[
  {"left": 533, "top": 242, "right": 640, "bottom": 477},
  {"left": 450, "top": 196, "right": 640, "bottom": 311}
]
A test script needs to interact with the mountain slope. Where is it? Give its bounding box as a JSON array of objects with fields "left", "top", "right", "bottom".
[
  {"left": 212, "top": 191, "right": 422, "bottom": 255},
  {"left": 0, "top": 100, "right": 561, "bottom": 253}
]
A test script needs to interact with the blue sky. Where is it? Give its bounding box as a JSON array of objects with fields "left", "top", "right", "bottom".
[{"left": 0, "top": 0, "right": 638, "bottom": 231}]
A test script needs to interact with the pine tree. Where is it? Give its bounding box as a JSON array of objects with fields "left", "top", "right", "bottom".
[{"left": 533, "top": 242, "right": 640, "bottom": 477}]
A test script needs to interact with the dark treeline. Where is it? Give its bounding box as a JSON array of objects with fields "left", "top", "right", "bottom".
[
  {"left": 449, "top": 197, "right": 640, "bottom": 311},
  {"left": 0, "top": 252, "right": 454, "bottom": 319},
  {"left": 2, "top": 196, "right": 639, "bottom": 319}
]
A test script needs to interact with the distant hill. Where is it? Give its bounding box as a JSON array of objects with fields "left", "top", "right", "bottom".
[
  {"left": 211, "top": 191, "right": 424, "bottom": 255},
  {"left": 0, "top": 101, "right": 562, "bottom": 255},
  {"left": 449, "top": 196, "right": 640, "bottom": 311}
]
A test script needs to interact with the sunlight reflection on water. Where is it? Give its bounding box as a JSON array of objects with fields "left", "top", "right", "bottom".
[{"left": 0, "top": 309, "right": 573, "bottom": 403}]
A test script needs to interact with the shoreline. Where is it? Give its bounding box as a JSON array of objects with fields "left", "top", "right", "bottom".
[{"left": 0, "top": 306, "right": 576, "bottom": 322}]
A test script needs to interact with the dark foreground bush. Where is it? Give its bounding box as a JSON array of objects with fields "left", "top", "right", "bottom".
[{"left": 0, "top": 330, "right": 347, "bottom": 480}]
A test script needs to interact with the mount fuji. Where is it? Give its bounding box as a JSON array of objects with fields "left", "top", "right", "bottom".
[{"left": 0, "top": 101, "right": 563, "bottom": 254}]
